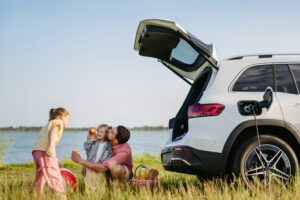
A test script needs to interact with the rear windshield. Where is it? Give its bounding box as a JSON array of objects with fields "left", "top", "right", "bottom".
[
  {"left": 171, "top": 39, "right": 199, "bottom": 65},
  {"left": 138, "top": 25, "right": 210, "bottom": 73}
]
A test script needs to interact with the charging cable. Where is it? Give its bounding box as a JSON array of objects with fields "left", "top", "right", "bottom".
[{"left": 250, "top": 105, "right": 265, "bottom": 171}]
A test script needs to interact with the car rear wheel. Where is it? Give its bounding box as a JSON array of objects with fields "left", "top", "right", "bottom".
[{"left": 231, "top": 135, "right": 299, "bottom": 186}]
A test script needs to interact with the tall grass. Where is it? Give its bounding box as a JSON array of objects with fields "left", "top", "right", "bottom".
[{"left": 0, "top": 154, "right": 299, "bottom": 200}]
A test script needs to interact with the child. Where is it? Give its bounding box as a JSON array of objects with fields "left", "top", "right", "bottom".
[
  {"left": 32, "top": 107, "right": 70, "bottom": 195},
  {"left": 84, "top": 124, "right": 112, "bottom": 163},
  {"left": 83, "top": 124, "right": 112, "bottom": 191}
]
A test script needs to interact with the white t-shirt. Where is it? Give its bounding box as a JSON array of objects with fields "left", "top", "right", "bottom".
[{"left": 94, "top": 142, "right": 106, "bottom": 163}]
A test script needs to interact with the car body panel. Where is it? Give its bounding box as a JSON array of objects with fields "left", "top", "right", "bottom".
[{"left": 276, "top": 92, "right": 300, "bottom": 132}]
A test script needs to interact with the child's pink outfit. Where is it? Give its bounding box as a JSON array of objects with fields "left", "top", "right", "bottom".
[
  {"left": 32, "top": 119, "right": 65, "bottom": 193},
  {"left": 32, "top": 150, "right": 65, "bottom": 193}
]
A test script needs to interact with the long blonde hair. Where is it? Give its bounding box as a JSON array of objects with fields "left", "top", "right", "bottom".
[{"left": 49, "top": 108, "right": 69, "bottom": 121}]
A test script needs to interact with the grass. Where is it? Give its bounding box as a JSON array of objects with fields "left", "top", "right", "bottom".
[{"left": 0, "top": 154, "right": 299, "bottom": 200}]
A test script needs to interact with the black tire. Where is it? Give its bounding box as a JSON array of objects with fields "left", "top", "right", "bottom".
[{"left": 230, "top": 135, "right": 299, "bottom": 185}]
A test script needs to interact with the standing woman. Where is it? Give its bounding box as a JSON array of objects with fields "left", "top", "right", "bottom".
[{"left": 32, "top": 108, "right": 70, "bottom": 196}]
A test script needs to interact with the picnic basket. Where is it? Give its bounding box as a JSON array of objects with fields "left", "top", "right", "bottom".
[{"left": 130, "top": 165, "right": 160, "bottom": 187}]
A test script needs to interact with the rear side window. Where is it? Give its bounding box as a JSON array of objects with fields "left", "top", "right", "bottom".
[
  {"left": 275, "top": 64, "right": 297, "bottom": 94},
  {"left": 233, "top": 65, "right": 274, "bottom": 92},
  {"left": 290, "top": 64, "right": 300, "bottom": 91}
]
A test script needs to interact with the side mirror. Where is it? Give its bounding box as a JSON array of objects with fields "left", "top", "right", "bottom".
[{"left": 261, "top": 87, "right": 274, "bottom": 110}]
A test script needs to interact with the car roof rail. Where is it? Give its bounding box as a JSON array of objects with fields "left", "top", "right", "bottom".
[{"left": 226, "top": 53, "right": 300, "bottom": 60}]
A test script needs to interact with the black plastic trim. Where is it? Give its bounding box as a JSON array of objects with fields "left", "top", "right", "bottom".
[
  {"left": 258, "top": 54, "right": 272, "bottom": 58},
  {"left": 161, "top": 145, "right": 226, "bottom": 177}
]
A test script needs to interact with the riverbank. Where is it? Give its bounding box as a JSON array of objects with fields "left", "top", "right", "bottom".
[
  {"left": 0, "top": 131, "right": 168, "bottom": 164},
  {"left": 0, "top": 126, "right": 168, "bottom": 133},
  {"left": 0, "top": 154, "right": 299, "bottom": 200}
]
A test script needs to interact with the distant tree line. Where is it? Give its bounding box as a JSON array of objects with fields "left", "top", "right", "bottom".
[
  {"left": 0, "top": 126, "right": 168, "bottom": 132},
  {"left": 0, "top": 126, "right": 89, "bottom": 132},
  {"left": 129, "top": 126, "right": 168, "bottom": 131},
  {"left": 0, "top": 126, "right": 42, "bottom": 132}
]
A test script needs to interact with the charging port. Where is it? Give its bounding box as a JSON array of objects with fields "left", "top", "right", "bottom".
[{"left": 238, "top": 101, "right": 262, "bottom": 116}]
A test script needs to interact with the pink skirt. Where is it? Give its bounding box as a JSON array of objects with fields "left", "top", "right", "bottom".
[{"left": 32, "top": 150, "right": 65, "bottom": 193}]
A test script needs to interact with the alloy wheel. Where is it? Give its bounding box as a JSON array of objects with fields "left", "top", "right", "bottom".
[{"left": 244, "top": 144, "right": 291, "bottom": 185}]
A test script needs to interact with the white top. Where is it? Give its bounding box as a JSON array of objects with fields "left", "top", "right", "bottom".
[{"left": 94, "top": 142, "right": 105, "bottom": 163}]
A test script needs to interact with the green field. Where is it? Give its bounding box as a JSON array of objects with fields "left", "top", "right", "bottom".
[{"left": 0, "top": 154, "right": 299, "bottom": 200}]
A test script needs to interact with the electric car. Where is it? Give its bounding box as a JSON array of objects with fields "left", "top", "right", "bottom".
[{"left": 134, "top": 19, "right": 300, "bottom": 184}]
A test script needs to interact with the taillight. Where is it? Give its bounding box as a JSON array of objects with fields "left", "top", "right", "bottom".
[
  {"left": 188, "top": 104, "right": 225, "bottom": 118},
  {"left": 173, "top": 147, "right": 185, "bottom": 151}
]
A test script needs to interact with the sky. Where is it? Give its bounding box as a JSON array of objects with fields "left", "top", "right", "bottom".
[{"left": 1, "top": 0, "right": 300, "bottom": 128}]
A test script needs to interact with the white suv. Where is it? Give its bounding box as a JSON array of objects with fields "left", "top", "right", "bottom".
[{"left": 134, "top": 19, "right": 300, "bottom": 184}]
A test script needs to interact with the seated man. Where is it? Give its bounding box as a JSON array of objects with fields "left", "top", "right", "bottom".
[{"left": 71, "top": 126, "right": 133, "bottom": 184}]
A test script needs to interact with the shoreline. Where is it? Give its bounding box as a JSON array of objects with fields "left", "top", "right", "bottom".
[
  {"left": 0, "top": 126, "right": 168, "bottom": 133},
  {"left": 0, "top": 129, "right": 169, "bottom": 133}
]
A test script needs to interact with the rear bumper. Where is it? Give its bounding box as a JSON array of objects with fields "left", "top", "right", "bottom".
[{"left": 161, "top": 146, "right": 226, "bottom": 177}]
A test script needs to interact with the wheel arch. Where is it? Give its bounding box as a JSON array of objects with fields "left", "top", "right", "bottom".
[{"left": 222, "top": 119, "right": 300, "bottom": 173}]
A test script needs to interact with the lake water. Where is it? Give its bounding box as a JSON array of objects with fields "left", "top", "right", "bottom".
[{"left": 0, "top": 131, "right": 169, "bottom": 164}]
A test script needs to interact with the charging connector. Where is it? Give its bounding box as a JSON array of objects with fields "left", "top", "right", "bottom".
[{"left": 237, "top": 101, "right": 261, "bottom": 116}]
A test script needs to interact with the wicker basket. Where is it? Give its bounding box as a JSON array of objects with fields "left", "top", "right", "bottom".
[{"left": 130, "top": 165, "right": 160, "bottom": 187}]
